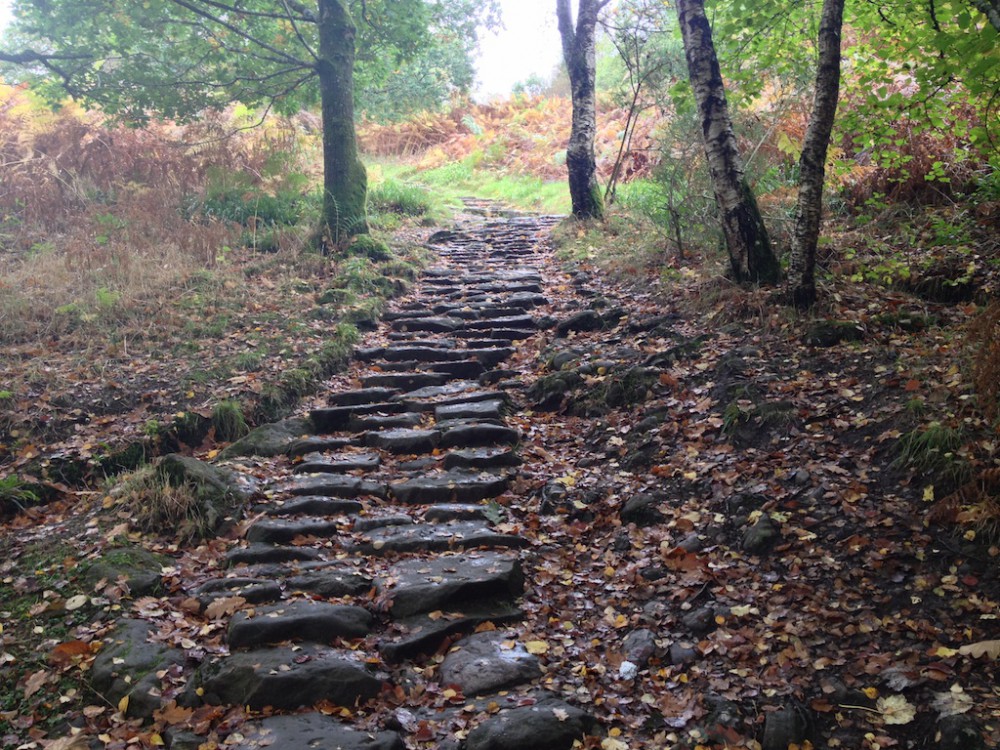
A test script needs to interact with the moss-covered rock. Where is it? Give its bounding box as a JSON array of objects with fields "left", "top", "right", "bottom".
[{"left": 219, "top": 417, "right": 313, "bottom": 459}]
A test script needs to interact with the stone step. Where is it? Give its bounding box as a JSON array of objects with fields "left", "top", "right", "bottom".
[
  {"left": 190, "top": 645, "right": 383, "bottom": 711},
  {"left": 351, "top": 520, "right": 527, "bottom": 555},
  {"left": 348, "top": 412, "right": 423, "bottom": 432},
  {"left": 390, "top": 316, "right": 461, "bottom": 333},
  {"left": 379, "top": 552, "right": 524, "bottom": 618},
  {"left": 360, "top": 372, "right": 449, "bottom": 390},
  {"left": 233, "top": 715, "right": 404, "bottom": 750},
  {"left": 463, "top": 315, "right": 536, "bottom": 330},
  {"left": 379, "top": 600, "right": 524, "bottom": 663},
  {"left": 357, "top": 346, "right": 472, "bottom": 364},
  {"left": 364, "top": 428, "right": 441, "bottom": 454},
  {"left": 439, "top": 422, "right": 520, "bottom": 449},
  {"left": 326, "top": 387, "right": 400, "bottom": 406},
  {"left": 284, "top": 564, "right": 373, "bottom": 598},
  {"left": 226, "top": 544, "right": 321, "bottom": 567},
  {"left": 228, "top": 601, "right": 374, "bottom": 649},
  {"left": 443, "top": 447, "right": 523, "bottom": 471},
  {"left": 292, "top": 453, "right": 381, "bottom": 474},
  {"left": 456, "top": 328, "right": 537, "bottom": 342},
  {"left": 464, "top": 347, "right": 517, "bottom": 367},
  {"left": 435, "top": 400, "right": 504, "bottom": 421},
  {"left": 390, "top": 471, "right": 510, "bottom": 504},
  {"left": 263, "top": 496, "right": 364, "bottom": 517},
  {"left": 441, "top": 632, "right": 541, "bottom": 696},
  {"left": 194, "top": 577, "right": 283, "bottom": 611},
  {"left": 423, "top": 504, "right": 491, "bottom": 523},
  {"left": 287, "top": 436, "right": 356, "bottom": 458},
  {"left": 246, "top": 518, "right": 342, "bottom": 545},
  {"left": 310, "top": 402, "right": 404, "bottom": 432},
  {"left": 285, "top": 476, "right": 390, "bottom": 500}
]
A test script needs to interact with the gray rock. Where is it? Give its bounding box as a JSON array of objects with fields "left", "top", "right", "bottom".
[
  {"left": 381, "top": 552, "right": 524, "bottom": 618},
  {"left": 464, "top": 315, "right": 536, "bottom": 331},
  {"left": 364, "top": 428, "right": 441, "bottom": 454},
  {"left": 233, "top": 714, "right": 404, "bottom": 750},
  {"left": 681, "top": 606, "right": 717, "bottom": 635},
  {"left": 353, "top": 514, "right": 414, "bottom": 532},
  {"left": 444, "top": 447, "right": 522, "bottom": 471},
  {"left": 327, "top": 387, "right": 400, "bottom": 406},
  {"left": 228, "top": 601, "right": 373, "bottom": 648},
  {"left": 292, "top": 453, "right": 382, "bottom": 474},
  {"left": 669, "top": 642, "right": 698, "bottom": 665},
  {"left": 742, "top": 516, "right": 781, "bottom": 555},
  {"left": 285, "top": 567, "right": 373, "bottom": 598},
  {"left": 264, "top": 496, "right": 363, "bottom": 517},
  {"left": 195, "top": 577, "right": 282, "bottom": 609},
  {"left": 938, "top": 715, "right": 986, "bottom": 750},
  {"left": 349, "top": 412, "right": 423, "bottom": 431},
  {"left": 435, "top": 400, "right": 504, "bottom": 422},
  {"left": 390, "top": 316, "right": 461, "bottom": 333},
  {"left": 440, "top": 632, "right": 541, "bottom": 695},
  {"left": 555, "top": 310, "right": 602, "bottom": 337},
  {"left": 286, "top": 475, "right": 389, "bottom": 500},
  {"left": 82, "top": 546, "right": 167, "bottom": 596},
  {"left": 155, "top": 454, "right": 250, "bottom": 537},
  {"left": 193, "top": 645, "right": 382, "bottom": 710},
  {"left": 310, "top": 403, "right": 404, "bottom": 432},
  {"left": 423, "top": 504, "right": 490, "bottom": 523},
  {"left": 622, "top": 629, "right": 658, "bottom": 665},
  {"left": 620, "top": 493, "right": 665, "bottom": 527},
  {"left": 226, "top": 543, "right": 321, "bottom": 567},
  {"left": 390, "top": 472, "right": 510, "bottom": 504},
  {"left": 439, "top": 423, "right": 520, "bottom": 449},
  {"left": 286, "top": 436, "right": 356, "bottom": 458},
  {"left": 352, "top": 521, "right": 527, "bottom": 555},
  {"left": 246, "top": 518, "right": 341, "bottom": 545},
  {"left": 379, "top": 601, "right": 524, "bottom": 663},
  {"left": 219, "top": 417, "right": 312, "bottom": 459},
  {"left": 360, "top": 372, "right": 449, "bottom": 390},
  {"left": 465, "top": 347, "right": 517, "bottom": 367},
  {"left": 89, "top": 619, "right": 184, "bottom": 719},
  {"left": 465, "top": 699, "right": 597, "bottom": 750},
  {"left": 762, "top": 706, "right": 812, "bottom": 750}
]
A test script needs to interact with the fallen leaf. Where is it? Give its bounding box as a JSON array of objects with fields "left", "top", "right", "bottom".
[
  {"left": 958, "top": 640, "right": 1000, "bottom": 660},
  {"left": 525, "top": 640, "right": 549, "bottom": 655},
  {"left": 24, "top": 668, "right": 49, "bottom": 698},
  {"left": 877, "top": 694, "right": 916, "bottom": 725}
]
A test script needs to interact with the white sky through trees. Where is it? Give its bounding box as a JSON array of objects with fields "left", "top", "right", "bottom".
[{"left": 0, "top": 0, "right": 564, "bottom": 99}]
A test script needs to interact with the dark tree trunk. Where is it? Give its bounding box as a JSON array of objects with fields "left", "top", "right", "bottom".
[
  {"left": 557, "top": 0, "right": 609, "bottom": 220},
  {"left": 675, "top": 0, "right": 781, "bottom": 285},
  {"left": 317, "top": 0, "right": 368, "bottom": 242},
  {"left": 788, "top": 0, "right": 845, "bottom": 308},
  {"left": 970, "top": 0, "right": 1000, "bottom": 31}
]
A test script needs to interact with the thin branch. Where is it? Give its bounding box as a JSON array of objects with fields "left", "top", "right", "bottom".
[{"left": 281, "top": 0, "right": 320, "bottom": 62}]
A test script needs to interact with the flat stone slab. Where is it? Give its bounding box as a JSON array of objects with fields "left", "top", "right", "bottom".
[
  {"left": 265, "top": 496, "right": 363, "bottom": 517},
  {"left": 193, "top": 645, "right": 381, "bottom": 710},
  {"left": 444, "top": 447, "right": 522, "bottom": 471},
  {"left": 439, "top": 423, "right": 520, "bottom": 449},
  {"left": 364, "top": 428, "right": 441, "bottom": 454},
  {"left": 311, "top": 403, "right": 404, "bottom": 432},
  {"left": 293, "top": 453, "right": 382, "bottom": 474},
  {"left": 463, "top": 315, "right": 536, "bottom": 330},
  {"left": 226, "top": 544, "right": 321, "bottom": 567},
  {"left": 285, "top": 566, "right": 373, "bottom": 598},
  {"left": 246, "top": 518, "right": 341, "bottom": 545},
  {"left": 352, "top": 521, "right": 527, "bottom": 555},
  {"left": 456, "top": 328, "right": 536, "bottom": 342},
  {"left": 228, "top": 601, "right": 373, "bottom": 648},
  {"left": 380, "top": 552, "right": 524, "bottom": 618},
  {"left": 402, "top": 387, "right": 507, "bottom": 412},
  {"left": 349, "top": 412, "right": 422, "bottom": 431},
  {"left": 390, "top": 316, "right": 461, "bottom": 333},
  {"left": 435, "top": 400, "right": 504, "bottom": 421},
  {"left": 327, "top": 388, "right": 400, "bottom": 406},
  {"left": 353, "top": 514, "right": 414, "bottom": 532},
  {"left": 390, "top": 471, "right": 510, "bottom": 504},
  {"left": 360, "top": 372, "right": 449, "bottom": 390},
  {"left": 195, "top": 577, "right": 283, "bottom": 609},
  {"left": 429, "top": 359, "right": 487, "bottom": 379},
  {"left": 465, "top": 699, "right": 597, "bottom": 750},
  {"left": 369, "top": 346, "right": 471, "bottom": 363},
  {"left": 464, "top": 347, "right": 517, "bottom": 367},
  {"left": 286, "top": 436, "right": 355, "bottom": 458},
  {"left": 440, "top": 632, "right": 541, "bottom": 695},
  {"left": 286, "top": 476, "right": 389, "bottom": 499},
  {"left": 233, "top": 715, "right": 404, "bottom": 750},
  {"left": 379, "top": 601, "right": 524, "bottom": 663},
  {"left": 423, "top": 504, "right": 490, "bottom": 523}
]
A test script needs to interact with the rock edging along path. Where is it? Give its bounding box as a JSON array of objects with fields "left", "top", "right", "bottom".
[{"left": 94, "top": 209, "right": 606, "bottom": 750}]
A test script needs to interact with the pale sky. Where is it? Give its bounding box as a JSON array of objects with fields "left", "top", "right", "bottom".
[{"left": 0, "top": 1, "right": 562, "bottom": 99}]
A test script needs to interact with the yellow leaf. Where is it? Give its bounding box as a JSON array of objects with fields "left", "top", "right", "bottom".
[
  {"left": 863, "top": 686, "right": 879, "bottom": 699},
  {"left": 877, "top": 694, "right": 916, "bottom": 725},
  {"left": 525, "top": 640, "right": 549, "bottom": 655},
  {"left": 602, "top": 739, "right": 629, "bottom": 750},
  {"left": 935, "top": 646, "right": 959, "bottom": 657},
  {"left": 150, "top": 733, "right": 165, "bottom": 746},
  {"left": 923, "top": 485, "right": 935, "bottom": 502},
  {"left": 117, "top": 695, "right": 129, "bottom": 714}
]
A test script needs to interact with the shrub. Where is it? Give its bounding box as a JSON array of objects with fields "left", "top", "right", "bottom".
[{"left": 212, "top": 400, "right": 250, "bottom": 442}]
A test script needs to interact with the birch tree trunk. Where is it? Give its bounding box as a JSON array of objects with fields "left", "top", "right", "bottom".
[
  {"left": 675, "top": 0, "right": 781, "bottom": 284},
  {"left": 788, "top": 0, "right": 845, "bottom": 308},
  {"left": 557, "top": 0, "right": 609, "bottom": 220},
  {"left": 318, "top": 0, "right": 369, "bottom": 243}
]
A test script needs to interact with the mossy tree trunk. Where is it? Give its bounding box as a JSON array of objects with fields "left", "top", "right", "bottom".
[
  {"left": 557, "top": 0, "right": 611, "bottom": 220},
  {"left": 788, "top": 0, "right": 845, "bottom": 308},
  {"left": 318, "top": 0, "right": 368, "bottom": 243},
  {"left": 676, "top": 0, "right": 781, "bottom": 285}
]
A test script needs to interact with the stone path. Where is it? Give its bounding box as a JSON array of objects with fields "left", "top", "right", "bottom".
[{"left": 111, "top": 209, "right": 604, "bottom": 750}]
